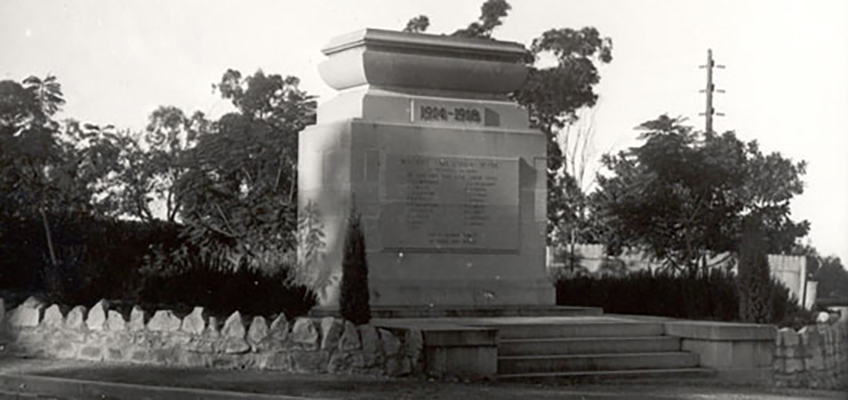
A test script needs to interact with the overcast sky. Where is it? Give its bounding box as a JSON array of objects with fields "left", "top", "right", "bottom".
[{"left": 2, "top": 0, "right": 846, "bottom": 263}]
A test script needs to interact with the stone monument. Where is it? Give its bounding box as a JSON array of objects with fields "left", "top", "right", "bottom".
[{"left": 299, "top": 29, "right": 553, "bottom": 307}]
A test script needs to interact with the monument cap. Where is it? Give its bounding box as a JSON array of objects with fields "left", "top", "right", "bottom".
[{"left": 318, "top": 28, "right": 529, "bottom": 94}]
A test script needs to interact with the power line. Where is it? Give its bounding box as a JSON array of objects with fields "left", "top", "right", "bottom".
[{"left": 699, "top": 49, "right": 725, "bottom": 134}]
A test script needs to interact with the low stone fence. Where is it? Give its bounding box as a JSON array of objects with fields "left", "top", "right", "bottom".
[
  {"left": 1, "top": 297, "right": 423, "bottom": 377},
  {"left": 774, "top": 320, "right": 847, "bottom": 389}
]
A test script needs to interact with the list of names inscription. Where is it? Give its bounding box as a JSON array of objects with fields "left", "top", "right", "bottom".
[{"left": 381, "top": 154, "right": 519, "bottom": 251}]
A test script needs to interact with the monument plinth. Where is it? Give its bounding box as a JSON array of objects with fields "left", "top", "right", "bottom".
[{"left": 299, "top": 29, "right": 553, "bottom": 307}]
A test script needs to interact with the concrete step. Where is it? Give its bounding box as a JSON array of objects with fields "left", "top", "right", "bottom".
[
  {"left": 498, "top": 352, "right": 700, "bottom": 375},
  {"left": 499, "top": 336, "right": 681, "bottom": 357},
  {"left": 310, "top": 305, "right": 603, "bottom": 319},
  {"left": 497, "top": 367, "right": 716, "bottom": 382},
  {"left": 493, "top": 322, "right": 665, "bottom": 340}
]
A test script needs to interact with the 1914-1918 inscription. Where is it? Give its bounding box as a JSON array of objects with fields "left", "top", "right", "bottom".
[{"left": 381, "top": 154, "right": 519, "bottom": 251}]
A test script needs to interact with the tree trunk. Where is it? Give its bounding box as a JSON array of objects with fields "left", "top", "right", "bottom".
[{"left": 39, "top": 208, "right": 58, "bottom": 267}]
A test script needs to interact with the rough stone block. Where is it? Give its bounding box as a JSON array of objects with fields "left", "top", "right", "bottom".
[
  {"left": 786, "top": 358, "right": 804, "bottom": 374},
  {"left": 380, "top": 329, "right": 401, "bottom": 357},
  {"left": 65, "top": 306, "right": 87, "bottom": 330},
  {"left": 53, "top": 341, "right": 78, "bottom": 359},
  {"left": 106, "top": 347, "right": 126, "bottom": 361},
  {"left": 86, "top": 299, "right": 109, "bottom": 331},
  {"left": 205, "top": 316, "right": 221, "bottom": 338},
  {"left": 339, "top": 321, "right": 361, "bottom": 351},
  {"left": 186, "top": 337, "right": 217, "bottom": 353},
  {"left": 292, "top": 350, "right": 329, "bottom": 373},
  {"left": 152, "top": 348, "right": 180, "bottom": 365},
  {"left": 266, "top": 352, "right": 292, "bottom": 371},
  {"left": 359, "top": 324, "right": 380, "bottom": 355},
  {"left": 320, "top": 317, "right": 343, "bottom": 350},
  {"left": 181, "top": 307, "right": 206, "bottom": 335},
  {"left": 106, "top": 310, "right": 126, "bottom": 331},
  {"left": 41, "top": 304, "right": 65, "bottom": 329},
  {"left": 405, "top": 328, "right": 424, "bottom": 363},
  {"left": 387, "top": 356, "right": 412, "bottom": 376},
  {"left": 223, "top": 337, "right": 250, "bottom": 354},
  {"left": 248, "top": 316, "right": 269, "bottom": 345},
  {"left": 130, "top": 349, "right": 149, "bottom": 363},
  {"left": 291, "top": 318, "right": 319, "bottom": 348},
  {"left": 269, "top": 314, "right": 288, "bottom": 341},
  {"left": 9, "top": 297, "right": 45, "bottom": 327},
  {"left": 147, "top": 310, "right": 181, "bottom": 332},
  {"left": 181, "top": 352, "right": 211, "bottom": 368},
  {"left": 328, "top": 352, "right": 352, "bottom": 373},
  {"left": 79, "top": 346, "right": 104, "bottom": 361},
  {"left": 222, "top": 311, "right": 246, "bottom": 339},
  {"left": 780, "top": 329, "right": 800, "bottom": 347},
  {"left": 128, "top": 306, "right": 146, "bottom": 331}
]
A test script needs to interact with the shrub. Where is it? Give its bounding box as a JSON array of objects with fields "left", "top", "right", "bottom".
[
  {"left": 555, "top": 268, "right": 812, "bottom": 327},
  {"left": 339, "top": 211, "right": 371, "bottom": 325},
  {"left": 137, "top": 262, "right": 315, "bottom": 318},
  {"left": 0, "top": 212, "right": 316, "bottom": 318},
  {"left": 737, "top": 216, "right": 772, "bottom": 323}
]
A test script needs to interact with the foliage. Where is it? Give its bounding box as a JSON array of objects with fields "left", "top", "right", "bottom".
[
  {"left": 591, "top": 115, "right": 809, "bottom": 273},
  {"left": 555, "top": 269, "right": 813, "bottom": 328},
  {"left": 175, "top": 70, "right": 316, "bottom": 273},
  {"left": 137, "top": 258, "right": 315, "bottom": 318},
  {"left": 403, "top": 15, "right": 430, "bottom": 34},
  {"left": 339, "top": 210, "right": 371, "bottom": 325},
  {"left": 738, "top": 216, "right": 772, "bottom": 323},
  {"left": 813, "top": 256, "right": 848, "bottom": 303},
  {"left": 451, "top": 0, "right": 511, "bottom": 39},
  {"left": 291, "top": 201, "right": 332, "bottom": 295}
]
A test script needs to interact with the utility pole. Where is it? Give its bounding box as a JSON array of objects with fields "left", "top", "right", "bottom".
[{"left": 699, "top": 49, "right": 725, "bottom": 134}]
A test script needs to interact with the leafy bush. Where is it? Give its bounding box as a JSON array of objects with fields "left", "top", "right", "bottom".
[
  {"left": 0, "top": 213, "right": 180, "bottom": 305},
  {"left": 555, "top": 268, "right": 813, "bottom": 327},
  {"left": 340, "top": 211, "right": 371, "bottom": 325},
  {"left": 137, "top": 262, "right": 314, "bottom": 318},
  {"left": 0, "top": 213, "right": 315, "bottom": 318}
]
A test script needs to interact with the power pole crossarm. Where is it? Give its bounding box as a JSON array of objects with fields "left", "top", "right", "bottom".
[{"left": 698, "top": 49, "right": 725, "bottom": 134}]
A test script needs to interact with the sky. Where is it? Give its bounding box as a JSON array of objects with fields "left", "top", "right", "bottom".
[{"left": 1, "top": 0, "right": 847, "bottom": 263}]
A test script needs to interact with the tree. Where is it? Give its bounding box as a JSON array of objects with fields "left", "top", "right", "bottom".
[
  {"left": 175, "top": 69, "right": 316, "bottom": 272},
  {"left": 451, "top": 0, "right": 511, "bottom": 39},
  {"left": 592, "top": 115, "right": 809, "bottom": 273},
  {"left": 339, "top": 209, "right": 371, "bottom": 325},
  {"left": 738, "top": 215, "right": 772, "bottom": 323},
  {"left": 403, "top": 15, "right": 430, "bottom": 34},
  {"left": 812, "top": 256, "right": 848, "bottom": 302},
  {"left": 406, "top": 0, "right": 613, "bottom": 244}
]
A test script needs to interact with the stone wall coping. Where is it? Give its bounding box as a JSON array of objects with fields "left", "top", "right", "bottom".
[
  {"left": 665, "top": 320, "right": 777, "bottom": 341},
  {"left": 375, "top": 321, "right": 497, "bottom": 347},
  {"left": 321, "top": 28, "right": 527, "bottom": 60}
]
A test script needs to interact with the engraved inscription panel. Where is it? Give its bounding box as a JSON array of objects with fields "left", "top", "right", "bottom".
[{"left": 381, "top": 154, "right": 519, "bottom": 251}]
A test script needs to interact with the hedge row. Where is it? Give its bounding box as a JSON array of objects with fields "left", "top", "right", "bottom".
[
  {"left": 555, "top": 269, "right": 814, "bottom": 328},
  {"left": 0, "top": 214, "right": 314, "bottom": 318}
]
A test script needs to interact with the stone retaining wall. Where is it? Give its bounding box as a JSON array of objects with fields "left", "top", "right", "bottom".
[
  {"left": 774, "top": 320, "right": 847, "bottom": 389},
  {"left": 0, "top": 297, "right": 423, "bottom": 377}
]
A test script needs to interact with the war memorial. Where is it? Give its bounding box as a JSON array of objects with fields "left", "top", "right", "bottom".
[{"left": 299, "top": 28, "right": 553, "bottom": 307}]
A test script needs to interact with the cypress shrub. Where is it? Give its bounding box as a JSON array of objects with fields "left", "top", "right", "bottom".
[
  {"left": 339, "top": 210, "right": 371, "bottom": 325},
  {"left": 738, "top": 216, "right": 772, "bottom": 323}
]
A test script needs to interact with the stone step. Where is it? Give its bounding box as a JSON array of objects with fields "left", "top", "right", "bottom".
[
  {"left": 499, "top": 336, "right": 681, "bottom": 357},
  {"left": 497, "top": 367, "right": 716, "bottom": 382},
  {"left": 493, "top": 322, "right": 665, "bottom": 340},
  {"left": 310, "top": 305, "right": 602, "bottom": 319},
  {"left": 498, "top": 352, "right": 700, "bottom": 375}
]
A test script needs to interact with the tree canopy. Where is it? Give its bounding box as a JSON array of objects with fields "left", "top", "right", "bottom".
[{"left": 591, "top": 115, "right": 809, "bottom": 273}]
